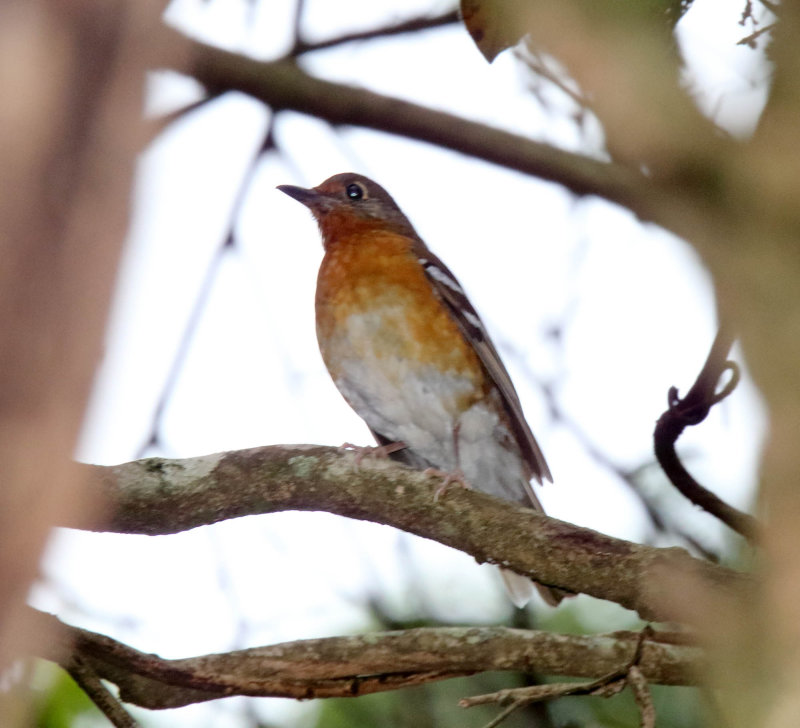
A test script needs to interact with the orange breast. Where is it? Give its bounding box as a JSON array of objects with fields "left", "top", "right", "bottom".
[{"left": 315, "top": 229, "right": 484, "bottom": 386}]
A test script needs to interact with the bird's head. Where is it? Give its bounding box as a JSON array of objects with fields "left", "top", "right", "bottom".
[{"left": 278, "top": 173, "right": 419, "bottom": 246}]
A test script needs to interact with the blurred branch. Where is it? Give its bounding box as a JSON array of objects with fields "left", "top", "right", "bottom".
[
  {"left": 290, "top": 0, "right": 306, "bottom": 46},
  {"left": 66, "top": 655, "right": 139, "bottom": 728},
  {"left": 135, "top": 239, "right": 229, "bottom": 458},
  {"left": 539, "top": 378, "right": 722, "bottom": 561},
  {"left": 291, "top": 8, "right": 460, "bottom": 56},
  {"left": 629, "top": 666, "right": 656, "bottom": 728},
  {"left": 758, "top": 0, "right": 778, "bottom": 15},
  {"left": 654, "top": 325, "right": 760, "bottom": 543},
  {"left": 501, "top": 337, "right": 722, "bottom": 560},
  {"left": 142, "top": 92, "right": 222, "bottom": 146},
  {"left": 737, "top": 22, "right": 776, "bottom": 47},
  {"left": 152, "top": 10, "right": 462, "bottom": 139},
  {"left": 136, "top": 121, "right": 275, "bottom": 458},
  {"left": 0, "top": 1, "right": 159, "bottom": 720},
  {"left": 166, "top": 32, "right": 650, "bottom": 215},
  {"left": 517, "top": 46, "right": 590, "bottom": 113},
  {"left": 36, "top": 610, "right": 703, "bottom": 710},
  {"left": 165, "top": 28, "right": 753, "bottom": 265},
  {"left": 73, "top": 445, "right": 749, "bottom": 622}
]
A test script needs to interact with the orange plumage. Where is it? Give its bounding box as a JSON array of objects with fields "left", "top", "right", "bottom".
[{"left": 279, "top": 172, "right": 563, "bottom": 607}]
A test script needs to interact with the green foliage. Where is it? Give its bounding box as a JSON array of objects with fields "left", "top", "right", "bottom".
[
  {"left": 551, "top": 684, "right": 704, "bottom": 727},
  {"left": 31, "top": 662, "right": 106, "bottom": 728},
  {"left": 314, "top": 674, "right": 551, "bottom": 728},
  {"left": 312, "top": 664, "right": 705, "bottom": 728}
]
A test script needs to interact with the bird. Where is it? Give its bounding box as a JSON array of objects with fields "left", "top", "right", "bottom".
[{"left": 278, "top": 172, "right": 564, "bottom": 607}]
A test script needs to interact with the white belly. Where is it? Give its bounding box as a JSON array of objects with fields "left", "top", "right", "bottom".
[{"left": 322, "top": 309, "right": 534, "bottom": 505}]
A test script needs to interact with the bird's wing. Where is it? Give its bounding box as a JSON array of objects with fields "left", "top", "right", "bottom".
[{"left": 413, "top": 244, "right": 553, "bottom": 486}]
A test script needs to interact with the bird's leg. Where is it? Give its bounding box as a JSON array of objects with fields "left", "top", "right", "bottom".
[
  {"left": 340, "top": 441, "right": 406, "bottom": 467},
  {"left": 426, "top": 422, "right": 472, "bottom": 501}
]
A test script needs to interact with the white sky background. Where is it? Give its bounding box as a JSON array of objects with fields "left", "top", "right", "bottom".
[{"left": 34, "top": 1, "right": 771, "bottom": 725}]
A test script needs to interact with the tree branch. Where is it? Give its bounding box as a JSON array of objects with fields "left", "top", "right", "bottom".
[
  {"left": 74, "top": 445, "right": 749, "bottom": 623},
  {"left": 34, "top": 609, "right": 703, "bottom": 711},
  {"left": 462, "top": 624, "right": 657, "bottom": 727},
  {"left": 162, "top": 31, "right": 650, "bottom": 217},
  {"left": 291, "top": 9, "right": 460, "bottom": 56},
  {"left": 654, "top": 325, "right": 760, "bottom": 543},
  {"left": 0, "top": 0, "right": 160, "bottom": 692},
  {"left": 66, "top": 654, "right": 139, "bottom": 728}
]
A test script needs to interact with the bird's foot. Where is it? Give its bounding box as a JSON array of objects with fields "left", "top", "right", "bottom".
[
  {"left": 426, "top": 467, "right": 472, "bottom": 502},
  {"left": 340, "top": 441, "right": 406, "bottom": 467}
]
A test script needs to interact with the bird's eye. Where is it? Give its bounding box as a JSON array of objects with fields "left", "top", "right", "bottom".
[{"left": 345, "top": 183, "right": 364, "bottom": 200}]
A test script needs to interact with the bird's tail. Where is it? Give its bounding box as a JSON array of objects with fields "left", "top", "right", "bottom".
[{"left": 499, "top": 568, "right": 568, "bottom": 607}]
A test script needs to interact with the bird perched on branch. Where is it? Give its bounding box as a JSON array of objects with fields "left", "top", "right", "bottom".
[{"left": 278, "top": 172, "right": 564, "bottom": 607}]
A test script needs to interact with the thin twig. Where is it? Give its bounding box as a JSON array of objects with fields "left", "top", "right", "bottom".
[
  {"left": 179, "top": 34, "right": 650, "bottom": 214},
  {"left": 737, "top": 22, "right": 777, "bottom": 47},
  {"left": 67, "top": 654, "right": 139, "bottom": 728},
  {"left": 144, "top": 94, "right": 221, "bottom": 148},
  {"left": 290, "top": 9, "right": 460, "bottom": 56},
  {"left": 517, "top": 46, "right": 590, "bottom": 111},
  {"left": 739, "top": 0, "right": 755, "bottom": 26},
  {"left": 609, "top": 628, "right": 695, "bottom": 647},
  {"left": 135, "top": 122, "right": 274, "bottom": 458},
  {"left": 653, "top": 324, "right": 760, "bottom": 543},
  {"left": 135, "top": 242, "right": 227, "bottom": 457},
  {"left": 758, "top": 0, "right": 779, "bottom": 15},
  {"left": 481, "top": 700, "right": 528, "bottom": 728},
  {"left": 463, "top": 625, "right": 657, "bottom": 728},
  {"left": 549, "top": 391, "right": 721, "bottom": 560},
  {"left": 464, "top": 672, "right": 631, "bottom": 727},
  {"left": 291, "top": 0, "right": 306, "bottom": 47},
  {"left": 628, "top": 665, "right": 656, "bottom": 728},
  {"left": 505, "top": 340, "right": 721, "bottom": 561},
  {"left": 461, "top": 676, "right": 623, "bottom": 708}
]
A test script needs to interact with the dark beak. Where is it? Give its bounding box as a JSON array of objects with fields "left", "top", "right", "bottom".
[{"left": 277, "top": 184, "right": 323, "bottom": 209}]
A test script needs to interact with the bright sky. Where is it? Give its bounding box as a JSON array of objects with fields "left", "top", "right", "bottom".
[{"left": 35, "top": 1, "right": 770, "bottom": 725}]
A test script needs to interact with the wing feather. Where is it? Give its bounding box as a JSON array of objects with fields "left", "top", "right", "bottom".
[{"left": 414, "top": 243, "right": 553, "bottom": 486}]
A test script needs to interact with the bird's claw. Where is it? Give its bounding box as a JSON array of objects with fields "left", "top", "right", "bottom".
[
  {"left": 426, "top": 467, "right": 472, "bottom": 502},
  {"left": 340, "top": 441, "right": 406, "bottom": 468}
]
